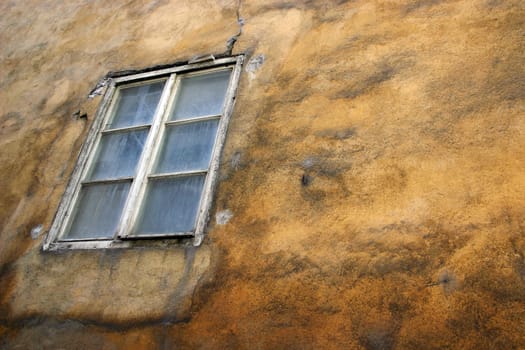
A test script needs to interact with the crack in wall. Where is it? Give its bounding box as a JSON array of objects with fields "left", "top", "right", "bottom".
[{"left": 225, "top": 0, "right": 244, "bottom": 55}]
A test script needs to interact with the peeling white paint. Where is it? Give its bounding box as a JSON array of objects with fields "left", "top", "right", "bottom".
[
  {"left": 216, "top": 209, "right": 233, "bottom": 225},
  {"left": 31, "top": 224, "right": 43, "bottom": 239},
  {"left": 245, "top": 54, "right": 265, "bottom": 80},
  {"left": 88, "top": 77, "right": 110, "bottom": 99},
  {"left": 231, "top": 151, "right": 241, "bottom": 170}
]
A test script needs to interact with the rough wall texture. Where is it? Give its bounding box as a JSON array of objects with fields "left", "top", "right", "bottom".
[{"left": 1, "top": 0, "right": 525, "bottom": 348}]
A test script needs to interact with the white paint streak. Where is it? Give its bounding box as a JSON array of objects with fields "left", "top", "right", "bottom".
[
  {"left": 216, "top": 209, "right": 233, "bottom": 225},
  {"left": 245, "top": 54, "right": 265, "bottom": 80},
  {"left": 31, "top": 224, "right": 43, "bottom": 239}
]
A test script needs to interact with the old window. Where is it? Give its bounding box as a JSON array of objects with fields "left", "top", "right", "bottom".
[{"left": 44, "top": 56, "right": 243, "bottom": 250}]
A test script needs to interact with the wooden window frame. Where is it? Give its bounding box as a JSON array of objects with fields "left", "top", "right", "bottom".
[{"left": 43, "top": 55, "right": 243, "bottom": 251}]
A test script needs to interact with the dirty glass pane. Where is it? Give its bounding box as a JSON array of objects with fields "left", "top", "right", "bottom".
[
  {"left": 109, "top": 81, "right": 165, "bottom": 129},
  {"left": 154, "top": 119, "right": 219, "bottom": 174},
  {"left": 89, "top": 129, "right": 148, "bottom": 180},
  {"left": 65, "top": 182, "right": 131, "bottom": 239},
  {"left": 170, "top": 70, "right": 231, "bottom": 120},
  {"left": 134, "top": 175, "right": 205, "bottom": 234}
]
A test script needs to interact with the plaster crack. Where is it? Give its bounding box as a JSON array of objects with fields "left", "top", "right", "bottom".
[{"left": 225, "top": 0, "right": 244, "bottom": 55}]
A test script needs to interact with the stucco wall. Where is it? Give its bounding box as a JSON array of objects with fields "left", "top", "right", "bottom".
[{"left": 1, "top": 0, "right": 524, "bottom": 348}]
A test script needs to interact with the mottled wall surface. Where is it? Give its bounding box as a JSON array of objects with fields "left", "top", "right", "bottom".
[{"left": 1, "top": 0, "right": 524, "bottom": 348}]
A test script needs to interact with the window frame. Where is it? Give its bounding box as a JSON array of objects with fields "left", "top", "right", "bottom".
[{"left": 44, "top": 55, "right": 243, "bottom": 251}]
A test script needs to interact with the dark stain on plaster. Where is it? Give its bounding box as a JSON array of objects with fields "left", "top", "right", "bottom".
[
  {"left": 338, "top": 34, "right": 394, "bottom": 52},
  {"left": 0, "top": 262, "right": 17, "bottom": 321},
  {"left": 301, "top": 173, "right": 312, "bottom": 186},
  {"left": 162, "top": 246, "right": 197, "bottom": 324},
  {"left": 25, "top": 119, "right": 71, "bottom": 199},
  {"left": 425, "top": 14, "right": 525, "bottom": 124},
  {"left": 261, "top": 252, "right": 321, "bottom": 279},
  {"left": 258, "top": 0, "right": 353, "bottom": 12},
  {"left": 320, "top": 51, "right": 416, "bottom": 101},
  {"left": 510, "top": 235, "right": 525, "bottom": 280},
  {"left": 437, "top": 269, "right": 459, "bottom": 295},
  {"left": 269, "top": 70, "right": 313, "bottom": 104},
  {"left": 301, "top": 156, "right": 353, "bottom": 176},
  {"left": 96, "top": 249, "right": 125, "bottom": 279},
  {"left": 299, "top": 155, "right": 353, "bottom": 206},
  {"left": 0, "top": 210, "right": 48, "bottom": 292},
  {"left": 401, "top": 0, "right": 445, "bottom": 16},
  {"left": 127, "top": 0, "right": 169, "bottom": 16},
  {"left": 360, "top": 324, "right": 396, "bottom": 350},
  {"left": 465, "top": 266, "right": 525, "bottom": 303},
  {"left": 315, "top": 127, "right": 356, "bottom": 140},
  {"left": 0, "top": 112, "right": 23, "bottom": 135},
  {"left": 0, "top": 313, "right": 169, "bottom": 338},
  {"left": 333, "top": 67, "right": 396, "bottom": 100},
  {"left": 484, "top": 0, "right": 506, "bottom": 9},
  {"left": 0, "top": 246, "right": 208, "bottom": 337}
]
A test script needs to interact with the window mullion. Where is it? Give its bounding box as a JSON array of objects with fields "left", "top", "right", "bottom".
[{"left": 116, "top": 73, "right": 177, "bottom": 239}]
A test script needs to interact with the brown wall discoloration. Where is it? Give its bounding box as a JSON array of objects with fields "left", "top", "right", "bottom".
[{"left": 1, "top": 0, "right": 525, "bottom": 348}]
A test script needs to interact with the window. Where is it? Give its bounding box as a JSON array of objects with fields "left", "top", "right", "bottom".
[{"left": 44, "top": 56, "right": 243, "bottom": 250}]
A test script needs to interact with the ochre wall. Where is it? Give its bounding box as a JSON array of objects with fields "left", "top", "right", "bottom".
[{"left": 1, "top": 0, "right": 525, "bottom": 348}]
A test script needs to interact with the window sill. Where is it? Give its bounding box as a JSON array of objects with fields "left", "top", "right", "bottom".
[{"left": 45, "top": 236, "right": 198, "bottom": 251}]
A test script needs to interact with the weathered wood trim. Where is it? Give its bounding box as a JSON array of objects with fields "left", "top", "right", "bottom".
[
  {"left": 43, "top": 80, "right": 117, "bottom": 250},
  {"left": 193, "top": 55, "right": 244, "bottom": 246},
  {"left": 101, "top": 124, "right": 151, "bottom": 134},
  {"left": 113, "top": 56, "right": 239, "bottom": 84},
  {"left": 81, "top": 177, "right": 134, "bottom": 186},
  {"left": 147, "top": 170, "right": 208, "bottom": 180},
  {"left": 165, "top": 114, "right": 221, "bottom": 126},
  {"left": 46, "top": 237, "right": 194, "bottom": 251}
]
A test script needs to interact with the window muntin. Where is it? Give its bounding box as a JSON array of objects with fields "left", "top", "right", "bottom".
[{"left": 45, "top": 56, "right": 242, "bottom": 249}]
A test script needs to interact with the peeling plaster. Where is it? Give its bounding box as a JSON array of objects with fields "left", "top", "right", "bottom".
[
  {"left": 246, "top": 54, "right": 265, "bottom": 80},
  {"left": 216, "top": 209, "right": 233, "bottom": 225},
  {"left": 30, "top": 224, "right": 43, "bottom": 240},
  {"left": 87, "top": 77, "right": 110, "bottom": 99}
]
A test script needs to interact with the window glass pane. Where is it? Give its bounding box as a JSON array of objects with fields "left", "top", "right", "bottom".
[
  {"left": 65, "top": 182, "right": 131, "bottom": 240},
  {"left": 89, "top": 129, "right": 148, "bottom": 180},
  {"left": 170, "top": 70, "right": 231, "bottom": 120},
  {"left": 109, "top": 81, "right": 165, "bottom": 129},
  {"left": 134, "top": 175, "right": 205, "bottom": 234},
  {"left": 154, "top": 119, "right": 219, "bottom": 174}
]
